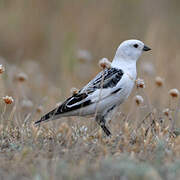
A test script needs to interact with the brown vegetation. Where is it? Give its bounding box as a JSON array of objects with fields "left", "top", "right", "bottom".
[{"left": 0, "top": 1, "right": 180, "bottom": 179}]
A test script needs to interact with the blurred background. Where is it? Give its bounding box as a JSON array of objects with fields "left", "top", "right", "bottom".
[
  {"left": 0, "top": 0, "right": 180, "bottom": 115},
  {"left": 1, "top": 1, "right": 180, "bottom": 179}
]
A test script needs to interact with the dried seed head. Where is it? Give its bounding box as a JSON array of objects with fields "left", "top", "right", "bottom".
[
  {"left": 99, "top": 58, "right": 111, "bottom": 69},
  {"left": 36, "top": 105, "right": 43, "bottom": 113},
  {"left": 163, "top": 108, "right": 170, "bottom": 116},
  {"left": 71, "top": 87, "right": 79, "bottom": 95},
  {"left": 0, "top": 64, "right": 5, "bottom": 74},
  {"left": 134, "top": 95, "right": 144, "bottom": 106},
  {"left": 76, "top": 49, "right": 92, "bottom": 62},
  {"left": 136, "top": 78, "right": 145, "bottom": 88},
  {"left": 169, "top": 88, "right": 179, "bottom": 98},
  {"left": 155, "top": 76, "right": 164, "bottom": 87},
  {"left": 2, "top": 96, "right": 14, "bottom": 104},
  {"left": 16, "top": 72, "right": 28, "bottom": 82}
]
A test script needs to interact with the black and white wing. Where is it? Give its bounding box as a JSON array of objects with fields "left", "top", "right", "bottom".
[
  {"left": 80, "top": 68, "right": 124, "bottom": 94},
  {"left": 35, "top": 68, "right": 124, "bottom": 124}
]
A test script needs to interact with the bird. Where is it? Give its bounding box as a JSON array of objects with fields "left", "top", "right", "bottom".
[{"left": 35, "top": 39, "right": 151, "bottom": 136}]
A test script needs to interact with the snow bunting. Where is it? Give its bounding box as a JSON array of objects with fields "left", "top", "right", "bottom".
[{"left": 35, "top": 39, "right": 151, "bottom": 136}]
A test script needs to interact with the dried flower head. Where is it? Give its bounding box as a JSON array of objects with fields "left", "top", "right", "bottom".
[
  {"left": 136, "top": 78, "right": 145, "bottom": 88},
  {"left": 3, "top": 96, "right": 14, "bottom": 104},
  {"left": 77, "top": 49, "right": 92, "bottom": 62},
  {"left": 0, "top": 64, "right": 5, "bottom": 74},
  {"left": 99, "top": 58, "right": 111, "bottom": 69},
  {"left": 71, "top": 87, "right": 79, "bottom": 95},
  {"left": 36, "top": 105, "right": 43, "bottom": 113},
  {"left": 155, "top": 76, "right": 164, "bottom": 87},
  {"left": 16, "top": 72, "right": 28, "bottom": 82},
  {"left": 163, "top": 108, "right": 170, "bottom": 117},
  {"left": 134, "top": 95, "right": 144, "bottom": 106},
  {"left": 169, "top": 88, "right": 179, "bottom": 98}
]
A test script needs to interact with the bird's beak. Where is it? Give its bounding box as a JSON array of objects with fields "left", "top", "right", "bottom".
[{"left": 143, "top": 45, "right": 151, "bottom": 51}]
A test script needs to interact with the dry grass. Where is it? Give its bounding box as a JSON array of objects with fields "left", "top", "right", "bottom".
[{"left": 0, "top": 1, "right": 180, "bottom": 180}]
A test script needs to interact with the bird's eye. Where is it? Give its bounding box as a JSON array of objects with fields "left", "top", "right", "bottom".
[{"left": 133, "top": 44, "right": 139, "bottom": 48}]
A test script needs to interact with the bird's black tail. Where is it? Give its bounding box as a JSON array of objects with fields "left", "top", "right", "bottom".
[{"left": 34, "top": 108, "right": 60, "bottom": 125}]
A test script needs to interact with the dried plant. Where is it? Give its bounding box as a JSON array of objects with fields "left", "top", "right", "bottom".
[
  {"left": 2, "top": 96, "right": 14, "bottom": 104},
  {"left": 99, "top": 58, "right": 111, "bottom": 69},
  {"left": 155, "top": 76, "right": 164, "bottom": 87},
  {"left": 0, "top": 1, "right": 180, "bottom": 179}
]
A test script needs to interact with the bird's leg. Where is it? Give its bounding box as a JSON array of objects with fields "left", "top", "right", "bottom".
[{"left": 95, "top": 115, "right": 111, "bottom": 136}]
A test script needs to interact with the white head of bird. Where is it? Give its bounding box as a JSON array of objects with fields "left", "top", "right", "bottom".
[{"left": 112, "top": 39, "right": 151, "bottom": 65}]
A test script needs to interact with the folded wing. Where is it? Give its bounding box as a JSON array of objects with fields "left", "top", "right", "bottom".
[
  {"left": 35, "top": 68, "right": 124, "bottom": 125},
  {"left": 80, "top": 68, "right": 124, "bottom": 93}
]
